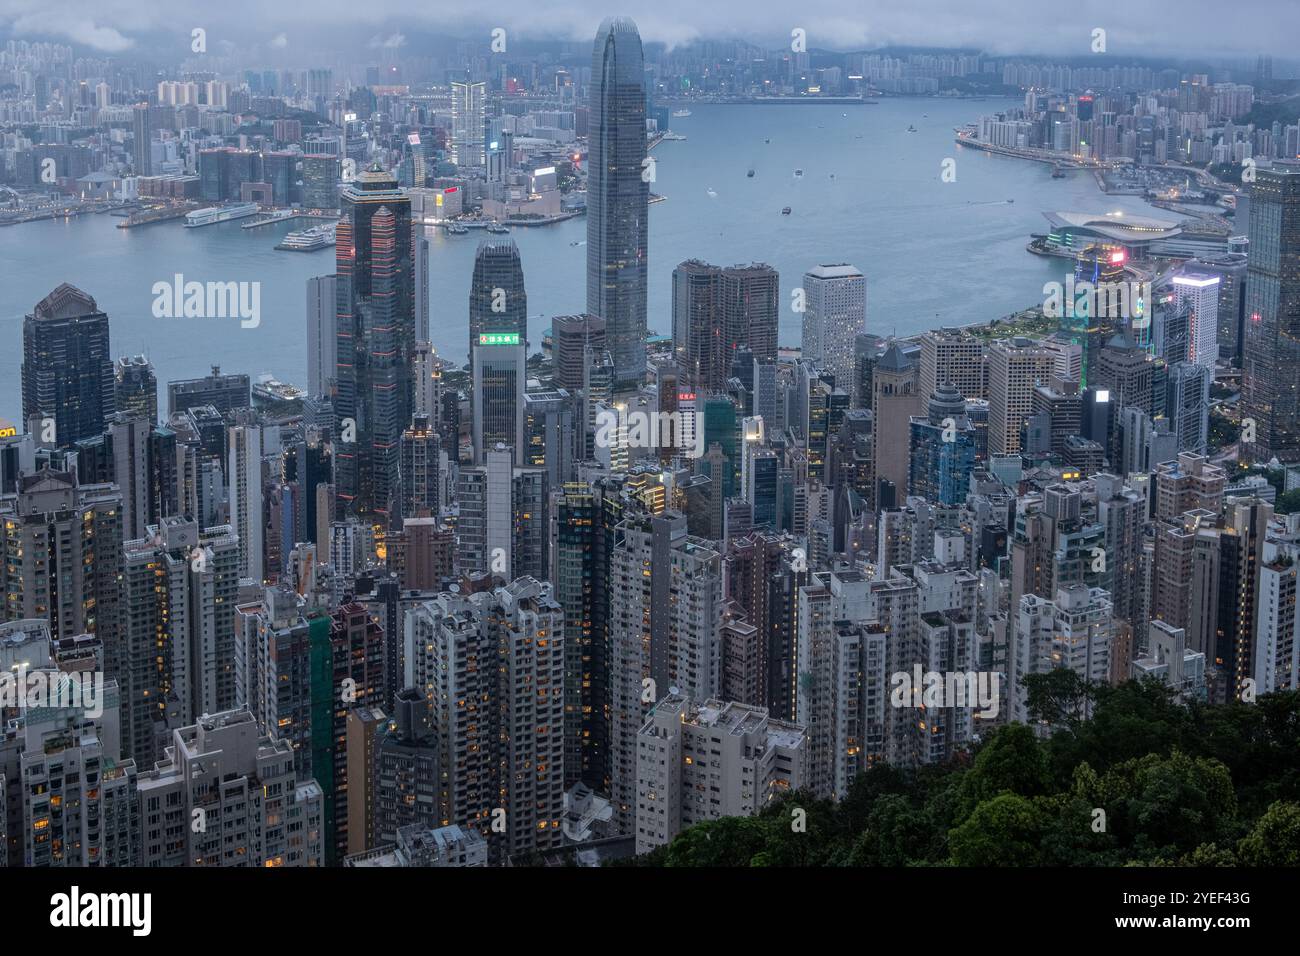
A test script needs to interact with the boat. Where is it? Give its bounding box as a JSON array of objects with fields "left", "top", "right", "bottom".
[
  {"left": 184, "top": 202, "right": 260, "bottom": 227},
  {"left": 446, "top": 222, "right": 469, "bottom": 235},
  {"left": 907, "top": 125, "right": 917, "bottom": 132},
  {"left": 252, "top": 374, "right": 306, "bottom": 406},
  {"left": 672, "top": 108, "right": 692, "bottom": 117},
  {"left": 747, "top": 168, "right": 755, "bottom": 178},
  {"left": 485, "top": 222, "right": 510, "bottom": 234},
  {"left": 1007, "top": 198, "right": 1014, "bottom": 203},
  {"left": 276, "top": 223, "right": 336, "bottom": 251},
  {"left": 781, "top": 207, "right": 792, "bottom": 215},
  {"left": 706, "top": 188, "right": 718, "bottom": 199},
  {"left": 794, "top": 169, "right": 803, "bottom": 178},
  {"left": 1052, "top": 165, "right": 1066, "bottom": 179},
  {"left": 764, "top": 138, "right": 770, "bottom": 144}
]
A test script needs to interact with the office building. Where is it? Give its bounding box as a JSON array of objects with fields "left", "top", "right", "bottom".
[
  {"left": 114, "top": 355, "right": 158, "bottom": 424},
  {"left": 471, "top": 336, "right": 526, "bottom": 465},
  {"left": 334, "top": 163, "right": 416, "bottom": 519},
  {"left": 22, "top": 284, "right": 115, "bottom": 447},
  {"left": 800, "top": 263, "right": 866, "bottom": 390},
  {"left": 587, "top": 17, "right": 649, "bottom": 391},
  {"left": 1241, "top": 160, "right": 1300, "bottom": 462}
]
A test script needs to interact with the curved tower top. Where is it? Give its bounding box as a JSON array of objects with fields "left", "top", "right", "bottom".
[{"left": 587, "top": 16, "right": 648, "bottom": 392}]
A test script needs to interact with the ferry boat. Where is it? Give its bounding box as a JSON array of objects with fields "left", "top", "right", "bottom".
[
  {"left": 275, "top": 224, "right": 335, "bottom": 251},
  {"left": 184, "top": 202, "right": 260, "bottom": 227},
  {"left": 252, "top": 374, "right": 306, "bottom": 406},
  {"left": 794, "top": 168, "right": 803, "bottom": 178},
  {"left": 781, "top": 206, "right": 792, "bottom": 215},
  {"left": 446, "top": 222, "right": 469, "bottom": 235},
  {"left": 672, "top": 108, "right": 692, "bottom": 117},
  {"left": 485, "top": 222, "right": 510, "bottom": 234}
]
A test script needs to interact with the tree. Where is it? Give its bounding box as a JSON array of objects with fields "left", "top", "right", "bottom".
[
  {"left": 1238, "top": 801, "right": 1300, "bottom": 866},
  {"left": 948, "top": 794, "right": 1045, "bottom": 866},
  {"left": 960, "top": 723, "right": 1051, "bottom": 808}
]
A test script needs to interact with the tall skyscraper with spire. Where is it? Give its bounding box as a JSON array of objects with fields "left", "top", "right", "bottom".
[
  {"left": 334, "top": 163, "right": 416, "bottom": 520},
  {"left": 587, "top": 17, "right": 648, "bottom": 392}
]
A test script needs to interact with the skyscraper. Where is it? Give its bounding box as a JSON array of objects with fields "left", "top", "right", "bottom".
[
  {"left": 1172, "top": 268, "right": 1221, "bottom": 369},
  {"left": 123, "top": 517, "right": 240, "bottom": 763},
  {"left": 0, "top": 470, "right": 124, "bottom": 672},
  {"left": 587, "top": 17, "right": 649, "bottom": 391},
  {"left": 469, "top": 238, "right": 527, "bottom": 363},
  {"left": 450, "top": 81, "right": 486, "bottom": 168},
  {"left": 334, "top": 163, "right": 416, "bottom": 519},
  {"left": 132, "top": 103, "right": 152, "bottom": 176},
  {"left": 672, "top": 260, "right": 780, "bottom": 393},
  {"left": 306, "top": 274, "right": 337, "bottom": 400},
  {"left": 471, "top": 335, "right": 526, "bottom": 465},
  {"left": 22, "top": 284, "right": 114, "bottom": 447},
  {"left": 608, "top": 512, "right": 722, "bottom": 834},
  {"left": 404, "top": 578, "right": 565, "bottom": 863},
  {"left": 114, "top": 354, "right": 158, "bottom": 424},
  {"left": 801, "top": 263, "right": 866, "bottom": 390},
  {"left": 1241, "top": 160, "right": 1300, "bottom": 463}
]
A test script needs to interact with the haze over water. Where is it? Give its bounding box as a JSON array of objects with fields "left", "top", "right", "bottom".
[{"left": 0, "top": 97, "right": 1173, "bottom": 417}]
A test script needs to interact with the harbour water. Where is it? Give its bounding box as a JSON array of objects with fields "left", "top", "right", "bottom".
[{"left": 0, "top": 97, "right": 1172, "bottom": 417}]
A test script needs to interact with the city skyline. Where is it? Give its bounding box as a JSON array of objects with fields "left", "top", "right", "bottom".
[{"left": 1, "top": 2, "right": 1298, "bottom": 898}]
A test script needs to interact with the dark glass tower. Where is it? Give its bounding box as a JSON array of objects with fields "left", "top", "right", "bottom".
[
  {"left": 1241, "top": 160, "right": 1300, "bottom": 463},
  {"left": 22, "top": 283, "right": 115, "bottom": 446},
  {"left": 587, "top": 17, "right": 648, "bottom": 392},
  {"left": 468, "top": 238, "right": 527, "bottom": 361},
  {"left": 334, "top": 163, "right": 415, "bottom": 520}
]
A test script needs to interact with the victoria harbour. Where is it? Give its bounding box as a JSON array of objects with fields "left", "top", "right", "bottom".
[{"left": 0, "top": 97, "right": 1168, "bottom": 414}]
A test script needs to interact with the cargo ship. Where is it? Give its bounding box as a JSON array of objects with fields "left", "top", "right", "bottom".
[{"left": 184, "top": 202, "right": 260, "bottom": 227}]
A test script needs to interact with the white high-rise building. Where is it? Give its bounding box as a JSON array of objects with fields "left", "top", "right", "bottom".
[
  {"left": 801, "top": 263, "right": 866, "bottom": 389},
  {"left": 635, "top": 693, "right": 807, "bottom": 854},
  {"left": 450, "top": 81, "right": 487, "bottom": 167},
  {"left": 1254, "top": 537, "right": 1300, "bottom": 694},
  {"left": 136, "top": 708, "right": 323, "bottom": 867},
  {"left": 1172, "top": 270, "right": 1221, "bottom": 369},
  {"left": 1012, "top": 584, "right": 1113, "bottom": 725},
  {"left": 609, "top": 513, "right": 723, "bottom": 835}
]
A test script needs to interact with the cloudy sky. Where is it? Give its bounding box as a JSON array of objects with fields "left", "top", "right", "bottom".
[{"left": 1, "top": 0, "right": 1296, "bottom": 61}]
